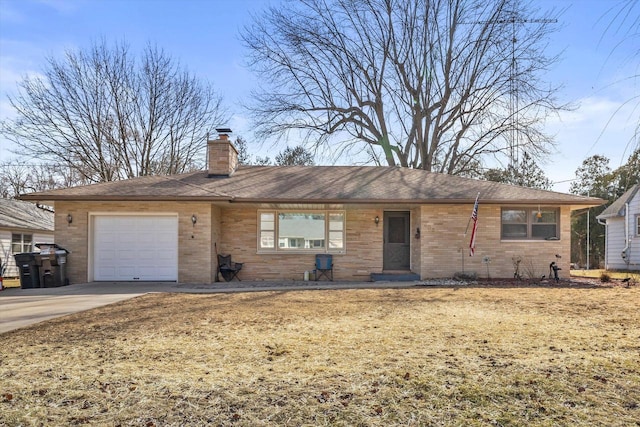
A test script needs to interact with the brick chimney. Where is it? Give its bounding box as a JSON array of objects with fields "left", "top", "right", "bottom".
[{"left": 207, "top": 128, "right": 238, "bottom": 177}]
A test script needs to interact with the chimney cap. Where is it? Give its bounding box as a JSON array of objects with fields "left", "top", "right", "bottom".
[{"left": 215, "top": 127, "right": 232, "bottom": 134}]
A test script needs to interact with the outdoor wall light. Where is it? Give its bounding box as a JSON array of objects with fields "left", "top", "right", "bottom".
[
  {"left": 415, "top": 227, "right": 421, "bottom": 239},
  {"left": 374, "top": 216, "right": 380, "bottom": 226},
  {"left": 191, "top": 214, "right": 197, "bottom": 226},
  {"left": 66, "top": 214, "right": 73, "bottom": 224}
]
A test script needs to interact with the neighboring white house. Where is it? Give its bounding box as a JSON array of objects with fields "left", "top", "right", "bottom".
[
  {"left": 597, "top": 184, "right": 640, "bottom": 271},
  {"left": 0, "top": 199, "right": 55, "bottom": 277}
]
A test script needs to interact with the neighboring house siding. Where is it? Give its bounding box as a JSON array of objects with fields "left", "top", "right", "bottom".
[
  {"left": 629, "top": 192, "right": 640, "bottom": 269},
  {"left": 0, "top": 230, "right": 54, "bottom": 277},
  {"left": 604, "top": 217, "right": 627, "bottom": 270},
  {"left": 603, "top": 190, "right": 640, "bottom": 270},
  {"left": 0, "top": 230, "right": 12, "bottom": 276}
]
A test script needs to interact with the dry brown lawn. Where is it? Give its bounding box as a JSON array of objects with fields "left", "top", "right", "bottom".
[{"left": 1, "top": 286, "right": 639, "bottom": 426}]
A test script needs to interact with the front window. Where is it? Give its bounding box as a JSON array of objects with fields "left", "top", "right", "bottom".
[
  {"left": 11, "top": 233, "right": 33, "bottom": 254},
  {"left": 259, "top": 211, "right": 345, "bottom": 252},
  {"left": 260, "top": 212, "right": 275, "bottom": 249},
  {"left": 501, "top": 208, "right": 559, "bottom": 240}
]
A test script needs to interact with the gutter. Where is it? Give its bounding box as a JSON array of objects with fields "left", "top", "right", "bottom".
[{"left": 621, "top": 202, "right": 631, "bottom": 264}]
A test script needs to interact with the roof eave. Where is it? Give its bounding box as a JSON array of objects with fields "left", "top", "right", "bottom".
[
  {"left": 596, "top": 211, "right": 624, "bottom": 220},
  {"left": 231, "top": 197, "right": 606, "bottom": 206},
  {"left": 18, "top": 194, "right": 233, "bottom": 203},
  {"left": 18, "top": 195, "right": 606, "bottom": 207},
  {"left": 0, "top": 226, "right": 54, "bottom": 233}
]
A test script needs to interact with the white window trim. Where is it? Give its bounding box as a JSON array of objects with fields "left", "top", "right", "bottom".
[
  {"left": 257, "top": 210, "right": 346, "bottom": 254},
  {"left": 500, "top": 207, "right": 560, "bottom": 241}
]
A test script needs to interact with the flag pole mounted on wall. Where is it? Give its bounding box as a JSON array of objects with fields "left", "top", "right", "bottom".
[{"left": 465, "top": 193, "right": 480, "bottom": 257}]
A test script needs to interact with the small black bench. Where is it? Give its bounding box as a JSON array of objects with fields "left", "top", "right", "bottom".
[{"left": 217, "top": 254, "right": 243, "bottom": 282}]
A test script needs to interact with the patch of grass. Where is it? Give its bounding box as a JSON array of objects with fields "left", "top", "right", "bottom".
[
  {"left": 1, "top": 288, "right": 639, "bottom": 426},
  {"left": 572, "top": 269, "right": 639, "bottom": 280}
]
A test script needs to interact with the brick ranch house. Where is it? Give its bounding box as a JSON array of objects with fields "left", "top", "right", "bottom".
[{"left": 20, "top": 132, "right": 603, "bottom": 284}]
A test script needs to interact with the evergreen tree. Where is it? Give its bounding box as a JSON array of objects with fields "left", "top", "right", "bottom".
[
  {"left": 483, "top": 152, "right": 552, "bottom": 190},
  {"left": 274, "top": 146, "right": 315, "bottom": 166}
]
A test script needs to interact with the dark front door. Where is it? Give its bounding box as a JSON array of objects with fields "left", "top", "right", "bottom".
[{"left": 383, "top": 211, "right": 411, "bottom": 270}]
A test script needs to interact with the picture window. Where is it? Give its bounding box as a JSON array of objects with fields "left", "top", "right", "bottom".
[{"left": 258, "top": 210, "right": 345, "bottom": 252}]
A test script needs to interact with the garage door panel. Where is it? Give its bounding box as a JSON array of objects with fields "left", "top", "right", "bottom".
[
  {"left": 94, "top": 215, "right": 178, "bottom": 281},
  {"left": 138, "top": 266, "right": 174, "bottom": 280},
  {"left": 136, "top": 252, "right": 155, "bottom": 262},
  {"left": 117, "top": 266, "right": 136, "bottom": 279}
]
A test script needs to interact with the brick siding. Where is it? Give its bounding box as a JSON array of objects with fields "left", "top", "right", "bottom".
[{"left": 53, "top": 201, "right": 572, "bottom": 284}]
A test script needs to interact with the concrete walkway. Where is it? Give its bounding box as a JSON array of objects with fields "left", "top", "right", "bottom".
[{"left": 0, "top": 280, "right": 419, "bottom": 334}]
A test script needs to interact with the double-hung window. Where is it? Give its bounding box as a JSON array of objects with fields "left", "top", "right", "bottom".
[
  {"left": 636, "top": 214, "right": 640, "bottom": 237},
  {"left": 501, "top": 208, "right": 559, "bottom": 240},
  {"left": 258, "top": 210, "right": 345, "bottom": 252},
  {"left": 11, "top": 233, "right": 33, "bottom": 254}
]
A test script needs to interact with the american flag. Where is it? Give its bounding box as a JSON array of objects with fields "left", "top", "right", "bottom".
[{"left": 469, "top": 193, "right": 479, "bottom": 257}]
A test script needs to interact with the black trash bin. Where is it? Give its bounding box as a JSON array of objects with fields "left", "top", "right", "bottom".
[
  {"left": 14, "top": 253, "right": 40, "bottom": 289},
  {"left": 35, "top": 243, "right": 70, "bottom": 287}
]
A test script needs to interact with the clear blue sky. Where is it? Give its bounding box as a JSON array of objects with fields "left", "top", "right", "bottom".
[{"left": 0, "top": 0, "right": 637, "bottom": 192}]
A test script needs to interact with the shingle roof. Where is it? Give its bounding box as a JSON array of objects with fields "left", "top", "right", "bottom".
[
  {"left": 19, "top": 165, "right": 603, "bottom": 206},
  {"left": 0, "top": 198, "right": 55, "bottom": 231},
  {"left": 596, "top": 184, "right": 640, "bottom": 219}
]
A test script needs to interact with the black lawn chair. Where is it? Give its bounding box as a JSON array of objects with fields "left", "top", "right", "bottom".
[
  {"left": 314, "top": 254, "right": 333, "bottom": 281},
  {"left": 217, "top": 254, "right": 243, "bottom": 282}
]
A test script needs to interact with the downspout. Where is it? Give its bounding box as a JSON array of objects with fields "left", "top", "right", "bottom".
[{"left": 621, "top": 202, "right": 631, "bottom": 265}]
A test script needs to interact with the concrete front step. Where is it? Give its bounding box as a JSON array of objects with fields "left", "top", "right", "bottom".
[{"left": 370, "top": 272, "right": 421, "bottom": 282}]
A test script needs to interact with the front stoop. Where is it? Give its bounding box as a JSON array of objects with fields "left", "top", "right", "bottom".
[{"left": 370, "top": 272, "right": 421, "bottom": 282}]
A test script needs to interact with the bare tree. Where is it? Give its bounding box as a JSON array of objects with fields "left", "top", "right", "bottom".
[
  {"left": 1, "top": 40, "right": 227, "bottom": 184},
  {"left": 0, "top": 161, "right": 83, "bottom": 198},
  {"left": 243, "top": 0, "right": 565, "bottom": 174},
  {"left": 0, "top": 163, "right": 30, "bottom": 198}
]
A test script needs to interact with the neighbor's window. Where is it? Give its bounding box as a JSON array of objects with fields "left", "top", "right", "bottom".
[
  {"left": 11, "top": 233, "right": 33, "bottom": 254},
  {"left": 501, "top": 208, "right": 559, "bottom": 240},
  {"left": 636, "top": 215, "right": 640, "bottom": 236},
  {"left": 258, "top": 211, "right": 345, "bottom": 252}
]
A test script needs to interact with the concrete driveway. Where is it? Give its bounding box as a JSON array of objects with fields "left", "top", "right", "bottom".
[
  {"left": 0, "top": 280, "right": 416, "bottom": 334},
  {"left": 0, "top": 282, "right": 175, "bottom": 334}
]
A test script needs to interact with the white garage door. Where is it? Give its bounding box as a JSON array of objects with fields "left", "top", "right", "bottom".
[{"left": 93, "top": 215, "right": 178, "bottom": 281}]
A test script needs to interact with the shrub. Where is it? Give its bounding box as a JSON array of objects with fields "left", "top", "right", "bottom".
[{"left": 600, "top": 272, "right": 611, "bottom": 283}]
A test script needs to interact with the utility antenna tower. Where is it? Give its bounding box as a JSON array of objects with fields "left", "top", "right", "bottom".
[
  {"left": 461, "top": 2, "right": 557, "bottom": 168},
  {"left": 501, "top": 5, "right": 557, "bottom": 168}
]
